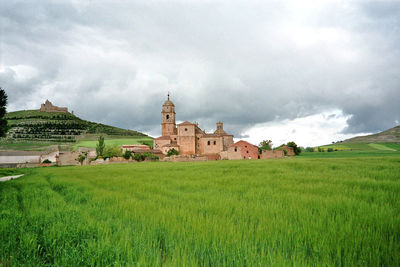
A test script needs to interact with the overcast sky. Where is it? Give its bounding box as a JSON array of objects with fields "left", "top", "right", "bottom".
[{"left": 1, "top": 0, "right": 399, "bottom": 147}]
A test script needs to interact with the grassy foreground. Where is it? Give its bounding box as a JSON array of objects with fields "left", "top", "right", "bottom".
[{"left": 1, "top": 157, "right": 399, "bottom": 266}]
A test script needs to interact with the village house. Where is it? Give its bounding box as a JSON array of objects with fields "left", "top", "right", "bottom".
[{"left": 153, "top": 94, "right": 234, "bottom": 159}]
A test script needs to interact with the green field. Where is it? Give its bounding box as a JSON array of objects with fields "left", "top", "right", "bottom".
[
  {"left": 73, "top": 137, "right": 154, "bottom": 150},
  {"left": 1, "top": 157, "right": 399, "bottom": 266},
  {"left": 321, "top": 142, "right": 400, "bottom": 151}
]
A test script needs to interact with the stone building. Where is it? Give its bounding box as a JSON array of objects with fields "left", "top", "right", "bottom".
[
  {"left": 221, "top": 140, "right": 259, "bottom": 160},
  {"left": 39, "top": 100, "right": 68, "bottom": 113},
  {"left": 154, "top": 95, "right": 234, "bottom": 157}
]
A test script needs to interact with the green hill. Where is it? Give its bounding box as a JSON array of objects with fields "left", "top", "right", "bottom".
[
  {"left": 343, "top": 125, "right": 400, "bottom": 143},
  {"left": 0, "top": 110, "right": 151, "bottom": 151}
]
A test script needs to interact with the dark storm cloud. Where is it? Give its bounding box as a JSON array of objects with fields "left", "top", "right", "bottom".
[{"left": 1, "top": 0, "right": 399, "bottom": 137}]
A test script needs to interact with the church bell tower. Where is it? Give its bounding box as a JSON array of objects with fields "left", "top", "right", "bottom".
[{"left": 161, "top": 93, "right": 177, "bottom": 136}]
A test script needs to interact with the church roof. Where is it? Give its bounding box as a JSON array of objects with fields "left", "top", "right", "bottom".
[
  {"left": 178, "top": 121, "right": 195, "bottom": 126},
  {"left": 163, "top": 100, "right": 175, "bottom": 106}
]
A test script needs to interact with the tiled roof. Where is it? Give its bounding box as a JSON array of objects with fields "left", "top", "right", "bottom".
[{"left": 230, "top": 140, "right": 257, "bottom": 148}]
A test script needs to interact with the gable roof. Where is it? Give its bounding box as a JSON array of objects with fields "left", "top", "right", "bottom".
[{"left": 230, "top": 140, "right": 258, "bottom": 148}]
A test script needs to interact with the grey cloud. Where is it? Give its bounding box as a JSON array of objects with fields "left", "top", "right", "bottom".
[{"left": 1, "top": 0, "right": 399, "bottom": 137}]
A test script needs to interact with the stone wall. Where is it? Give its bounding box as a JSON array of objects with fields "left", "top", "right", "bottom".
[{"left": 262, "top": 150, "right": 284, "bottom": 159}]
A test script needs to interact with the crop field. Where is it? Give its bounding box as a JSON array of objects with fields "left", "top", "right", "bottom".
[
  {"left": 1, "top": 157, "right": 399, "bottom": 266},
  {"left": 73, "top": 137, "right": 154, "bottom": 150}
]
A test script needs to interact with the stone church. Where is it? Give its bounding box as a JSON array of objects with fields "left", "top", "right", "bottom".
[{"left": 154, "top": 95, "right": 234, "bottom": 157}]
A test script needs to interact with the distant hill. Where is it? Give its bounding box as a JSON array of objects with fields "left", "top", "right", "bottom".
[
  {"left": 0, "top": 110, "right": 149, "bottom": 150},
  {"left": 343, "top": 125, "right": 400, "bottom": 143}
]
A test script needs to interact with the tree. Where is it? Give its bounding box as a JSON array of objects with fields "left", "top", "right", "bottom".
[
  {"left": 286, "top": 141, "right": 301, "bottom": 155},
  {"left": 0, "top": 88, "right": 9, "bottom": 137},
  {"left": 258, "top": 140, "right": 273, "bottom": 153},
  {"left": 96, "top": 135, "right": 105, "bottom": 157}
]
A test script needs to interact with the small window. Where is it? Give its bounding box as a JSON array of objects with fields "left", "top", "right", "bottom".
[
  {"left": 208, "top": 141, "right": 210, "bottom": 145},
  {"left": 166, "top": 114, "right": 169, "bottom": 120},
  {"left": 213, "top": 141, "right": 216, "bottom": 145},
  {"left": 185, "top": 128, "right": 188, "bottom": 131},
  {"left": 243, "top": 156, "right": 246, "bottom": 159},
  {"left": 246, "top": 151, "right": 249, "bottom": 153},
  {"left": 234, "top": 147, "right": 237, "bottom": 152},
  {"left": 245, "top": 145, "right": 247, "bottom": 148},
  {"left": 174, "top": 138, "right": 176, "bottom": 140}
]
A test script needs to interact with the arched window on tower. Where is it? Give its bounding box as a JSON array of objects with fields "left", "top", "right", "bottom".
[{"left": 166, "top": 114, "right": 169, "bottom": 120}]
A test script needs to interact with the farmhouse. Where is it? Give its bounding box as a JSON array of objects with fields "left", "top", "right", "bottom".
[
  {"left": 220, "top": 140, "right": 260, "bottom": 160},
  {"left": 39, "top": 100, "right": 68, "bottom": 113},
  {"left": 154, "top": 95, "right": 234, "bottom": 158}
]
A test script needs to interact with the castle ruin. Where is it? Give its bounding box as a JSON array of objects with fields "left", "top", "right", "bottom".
[{"left": 39, "top": 100, "right": 68, "bottom": 113}]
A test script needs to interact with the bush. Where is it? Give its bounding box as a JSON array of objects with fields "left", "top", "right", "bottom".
[
  {"left": 133, "top": 153, "right": 146, "bottom": 162},
  {"left": 76, "top": 154, "right": 86, "bottom": 165},
  {"left": 133, "top": 152, "right": 159, "bottom": 162},
  {"left": 143, "top": 152, "right": 159, "bottom": 161},
  {"left": 318, "top": 147, "right": 324, "bottom": 152},
  {"left": 327, "top": 148, "right": 334, "bottom": 152},
  {"left": 42, "top": 159, "right": 52, "bottom": 164},
  {"left": 305, "top": 147, "right": 314, "bottom": 152},
  {"left": 167, "top": 148, "right": 179, "bottom": 157},
  {"left": 103, "top": 145, "right": 123, "bottom": 159},
  {"left": 123, "top": 150, "right": 132, "bottom": 160}
]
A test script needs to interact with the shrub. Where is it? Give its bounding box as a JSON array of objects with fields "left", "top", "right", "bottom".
[
  {"left": 133, "top": 153, "right": 146, "bottom": 162},
  {"left": 305, "top": 147, "right": 314, "bottom": 152},
  {"left": 42, "top": 159, "right": 52, "bottom": 164},
  {"left": 76, "top": 154, "right": 86, "bottom": 165},
  {"left": 167, "top": 148, "right": 179, "bottom": 157},
  {"left": 123, "top": 150, "right": 132, "bottom": 160},
  {"left": 143, "top": 152, "right": 159, "bottom": 161},
  {"left": 318, "top": 147, "right": 324, "bottom": 152},
  {"left": 102, "top": 145, "right": 122, "bottom": 159},
  {"left": 327, "top": 148, "right": 334, "bottom": 152},
  {"left": 133, "top": 152, "right": 159, "bottom": 162}
]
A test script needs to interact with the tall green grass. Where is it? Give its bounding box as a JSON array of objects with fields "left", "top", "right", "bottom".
[{"left": 1, "top": 157, "right": 399, "bottom": 266}]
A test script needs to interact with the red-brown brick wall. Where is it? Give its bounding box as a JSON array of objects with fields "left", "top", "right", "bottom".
[{"left": 232, "top": 140, "right": 259, "bottom": 159}]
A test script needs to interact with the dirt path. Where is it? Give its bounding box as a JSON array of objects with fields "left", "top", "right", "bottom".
[{"left": 0, "top": 174, "right": 24, "bottom": 182}]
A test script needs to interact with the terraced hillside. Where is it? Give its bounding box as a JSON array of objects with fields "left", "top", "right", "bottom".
[{"left": 0, "top": 110, "right": 149, "bottom": 150}]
